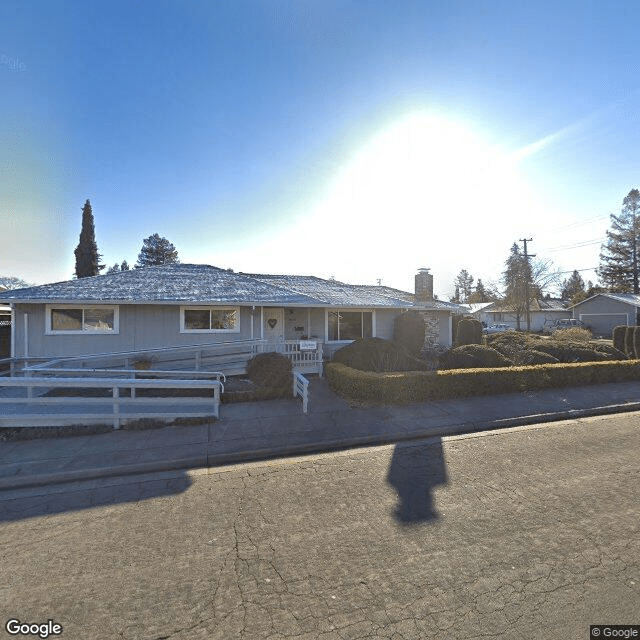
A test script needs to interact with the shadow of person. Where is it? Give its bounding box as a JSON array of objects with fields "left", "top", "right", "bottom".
[{"left": 386, "top": 439, "right": 448, "bottom": 524}]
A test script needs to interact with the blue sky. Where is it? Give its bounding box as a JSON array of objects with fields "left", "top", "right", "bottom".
[{"left": 2, "top": 1, "right": 640, "bottom": 298}]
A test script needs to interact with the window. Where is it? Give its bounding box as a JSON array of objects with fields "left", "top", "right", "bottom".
[
  {"left": 181, "top": 307, "right": 240, "bottom": 333},
  {"left": 46, "top": 306, "right": 118, "bottom": 334},
  {"left": 328, "top": 310, "right": 373, "bottom": 341}
]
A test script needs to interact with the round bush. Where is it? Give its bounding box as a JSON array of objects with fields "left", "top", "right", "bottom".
[
  {"left": 247, "top": 352, "right": 292, "bottom": 389},
  {"left": 394, "top": 311, "right": 425, "bottom": 354},
  {"left": 332, "top": 337, "right": 427, "bottom": 372},
  {"left": 440, "top": 344, "right": 512, "bottom": 370},
  {"left": 456, "top": 318, "right": 483, "bottom": 346},
  {"left": 593, "top": 343, "right": 627, "bottom": 360}
]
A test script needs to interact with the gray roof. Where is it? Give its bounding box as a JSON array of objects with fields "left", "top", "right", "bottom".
[
  {"left": 0, "top": 263, "right": 460, "bottom": 310},
  {"left": 571, "top": 292, "right": 640, "bottom": 308},
  {"left": 483, "top": 298, "right": 569, "bottom": 313}
]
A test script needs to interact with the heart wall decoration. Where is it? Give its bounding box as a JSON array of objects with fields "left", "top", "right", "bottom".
[{"left": 267, "top": 318, "right": 278, "bottom": 329}]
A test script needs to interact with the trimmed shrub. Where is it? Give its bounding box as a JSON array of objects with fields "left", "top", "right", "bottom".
[
  {"left": 633, "top": 326, "right": 640, "bottom": 359},
  {"left": 393, "top": 311, "right": 425, "bottom": 354},
  {"left": 247, "top": 352, "right": 292, "bottom": 394},
  {"left": 518, "top": 350, "right": 559, "bottom": 365},
  {"left": 332, "top": 337, "right": 428, "bottom": 372},
  {"left": 326, "top": 360, "right": 640, "bottom": 405},
  {"left": 440, "top": 344, "right": 512, "bottom": 370},
  {"left": 592, "top": 343, "right": 627, "bottom": 360},
  {"left": 612, "top": 325, "right": 627, "bottom": 353},
  {"left": 624, "top": 326, "right": 635, "bottom": 358},
  {"left": 553, "top": 327, "right": 592, "bottom": 342},
  {"left": 456, "top": 318, "right": 483, "bottom": 346}
]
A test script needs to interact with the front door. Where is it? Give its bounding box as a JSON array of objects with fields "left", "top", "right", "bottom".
[{"left": 263, "top": 308, "right": 284, "bottom": 342}]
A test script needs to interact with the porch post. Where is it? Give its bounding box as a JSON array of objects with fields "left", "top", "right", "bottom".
[{"left": 260, "top": 307, "right": 264, "bottom": 341}]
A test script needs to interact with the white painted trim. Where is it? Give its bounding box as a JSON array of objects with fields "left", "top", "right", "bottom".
[
  {"left": 23, "top": 312, "right": 28, "bottom": 358},
  {"left": 10, "top": 304, "right": 15, "bottom": 358},
  {"left": 45, "top": 304, "right": 120, "bottom": 335},
  {"left": 179, "top": 306, "right": 241, "bottom": 334}
]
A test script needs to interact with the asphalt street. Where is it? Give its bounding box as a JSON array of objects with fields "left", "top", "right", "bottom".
[{"left": 1, "top": 413, "right": 639, "bottom": 639}]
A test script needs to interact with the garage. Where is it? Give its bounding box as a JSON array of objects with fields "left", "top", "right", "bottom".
[
  {"left": 573, "top": 293, "right": 640, "bottom": 338},
  {"left": 578, "top": 313, "right": 629, "bottom": 338}
]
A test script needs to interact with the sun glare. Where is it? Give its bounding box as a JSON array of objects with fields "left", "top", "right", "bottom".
[{"left": 216, "top": 113, "right": 541, "bottom": 293}]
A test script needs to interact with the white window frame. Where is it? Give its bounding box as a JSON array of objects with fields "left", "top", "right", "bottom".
[
  {"left": 180, "top": 306, "right": 241, "bottom": 333},
  {"left": 45, "top": 305, "right": 120, "bottom": 335},
  {"left": 325, "top": 309, "right": 375, "bottom": 343}
]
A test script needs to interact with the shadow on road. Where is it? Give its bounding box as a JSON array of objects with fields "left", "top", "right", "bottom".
[
  {"left": 0, "top": 472, "right": 193, "bottom": 523},
  {"left": 386, "top": 439, "right": 448, "bottom": 524}
]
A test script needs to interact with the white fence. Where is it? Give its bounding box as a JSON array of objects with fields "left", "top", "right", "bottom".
[
  {"left": 293, "top": 372, "right": 309, "bottom": 414},
  {"left": 0, "top": 375, "right": 223, "bottom": 429}
]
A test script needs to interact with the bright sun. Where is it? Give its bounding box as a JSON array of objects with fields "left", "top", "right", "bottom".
[{"left": 221, "top": 112, "right": 542, "bottom": 293}]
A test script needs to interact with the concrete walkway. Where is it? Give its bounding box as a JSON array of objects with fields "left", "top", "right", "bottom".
[{"left": 2, "top": 378, "right": 640, "bottom": 490}]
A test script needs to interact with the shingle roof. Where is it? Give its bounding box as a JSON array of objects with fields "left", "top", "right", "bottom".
[
  {"left": 483, "top": 298, "right": 569, "bottom": 313},
  {"left": 0, "top": 263, "right": 461, "bottom": 310}
]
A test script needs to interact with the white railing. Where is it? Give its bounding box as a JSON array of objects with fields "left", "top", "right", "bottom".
[
  {"left": 0, "top": 376, "right": 223, "bottom": 429},
  {"left": 18, "top": 339, "right": 323, "bottom": 377},
  {"left": 292, "top": 372, "right": 309, "bottom": 414}
]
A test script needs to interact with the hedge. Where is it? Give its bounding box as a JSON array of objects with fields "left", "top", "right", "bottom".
[{"left": 325, "top": 360, "right": 640, "bottom": 404}]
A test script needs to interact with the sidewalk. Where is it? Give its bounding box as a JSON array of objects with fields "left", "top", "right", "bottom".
[{"left": 2, "top": 378, "right": 640, "bottom": 491}]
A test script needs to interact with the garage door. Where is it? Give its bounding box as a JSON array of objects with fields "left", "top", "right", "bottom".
[{"left": 578, "top": 314, "right": 629, "bottom": 338}]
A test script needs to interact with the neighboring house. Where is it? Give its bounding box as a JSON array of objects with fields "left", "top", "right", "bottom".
[
  {"left": 0, "top": 264, "right": 463, "bottom": 365},
  {"left": 461, "top": 302, "right": 494, "bottom": 322},
  {"left": 478, "top": 298, "right": 570, "bottom": 332},
  {"left": 571, "top": 293, "right": 640, "bottom": 337}
]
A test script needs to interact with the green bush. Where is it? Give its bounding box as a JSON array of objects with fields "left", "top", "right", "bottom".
[
  {"left": 440, "top": 344, "right": 512, "bottom": 369},
  {"left": 393, "top": 311, "right": 425, "bottom": 354},
  {"left": 332, "top": 337, "right": 428, "bottom": 372},
  {"left": 592, "top": 343, "right": 627, "bottom": 360},
  {"left": 624, "top": 326, "right": 635, "bottom": 357},
  {"left": 326, "top": 360, "right": 640, "bottom": 405},
  {"left": 612, "top": 325, "right": 627, "bottom": 353},
  {"left": 247, "top": 352, "right": 292, "bottom": 393},
  {"left": 456, "top": 318, "right": 483, "bottom": 346}
]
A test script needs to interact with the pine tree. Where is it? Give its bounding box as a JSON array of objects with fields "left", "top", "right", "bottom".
[
  {"left": 468, "top": 279, "right": 488, "bottom": 303},
  {"left": 74, "top": 200, "right": 104, "bottom": 278},
  {"left": 135, "top": 233, "right": 180, "bottom": 268},
  {"left": 502, "top": 243, "right": 530, "bottom": 330},
  {"left": 120, "top": 260, "right": 130, "bottom": 271},
  {"left": 598, "top": 189, "right": 640, "bottom": 293},
  {"left": 453, "top": 269, "right": 474, "bottom": 303},
  {"left": 560, "top": 270, "right": 586, "bottom": 303}
]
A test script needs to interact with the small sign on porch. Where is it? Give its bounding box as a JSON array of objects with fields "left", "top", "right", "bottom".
[{"left": 299, "top": 340, "right": 317, "bottom": 351}]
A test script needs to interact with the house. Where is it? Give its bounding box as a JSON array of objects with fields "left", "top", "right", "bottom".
[
  {"left": 571, "top": 293, "right": 640, "bottom": 337},
  {"left": 478, "top": 298, "right": 571, "bottom": 332},
  {"left": 0, "top": 264, "right": 462, "bottom": 368}
]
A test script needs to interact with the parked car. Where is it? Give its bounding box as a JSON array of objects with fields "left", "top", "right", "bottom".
[
  {"left": 542, "top": 318, "right": 585, "bottom": 334},
  {"left": 482, "top": 323, "right": 514, "bottom": 335}
]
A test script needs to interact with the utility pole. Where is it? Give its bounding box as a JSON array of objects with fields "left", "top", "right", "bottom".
[{"left": 519, "top": 238, "right": 535, "bottom": 332}]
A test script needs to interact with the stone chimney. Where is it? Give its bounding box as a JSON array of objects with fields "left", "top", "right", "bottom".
[{"left": 415, "top": 268, "right": 433, "bottom": 303}]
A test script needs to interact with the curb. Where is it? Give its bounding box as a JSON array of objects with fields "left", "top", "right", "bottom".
[{"left": 3, "top": 403, "right": 640, "bottom": 491}]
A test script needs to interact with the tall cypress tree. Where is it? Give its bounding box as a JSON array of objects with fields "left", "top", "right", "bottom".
[
  {"left": 74, "top": 200, "right": 104, "bottom": 278},
  {"left": 598, "top": 189, "right": 640, "bottom": 293}
]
